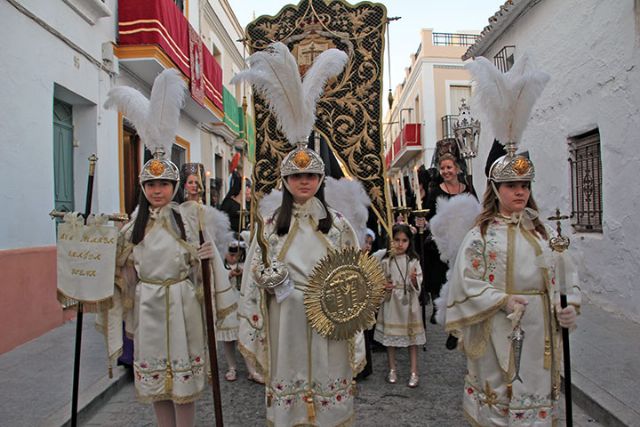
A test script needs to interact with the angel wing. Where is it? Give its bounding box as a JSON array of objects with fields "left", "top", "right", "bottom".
[
  {"left": 325, "top": 177, "right": 371, "bottom": 247},
  {"left": 429, "top": 193, "right": 482, "bottom": 325},
  {"left": 202, "top": 206, "right": 234, "bottom": 257},
  {"left": 257, "top": 189, "right": 283, "bottom": 221},
  {"left": 430, "top": 193, "right": 482, "bottom": 264}
]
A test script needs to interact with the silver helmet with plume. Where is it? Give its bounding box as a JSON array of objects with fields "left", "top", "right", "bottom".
[{"left": 231, "top": 42, "right": 348, "bottom": 180}]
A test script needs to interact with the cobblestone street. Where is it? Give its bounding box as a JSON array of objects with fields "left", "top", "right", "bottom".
[{"left": 84, "top": 322, "right": 600, "bottom": 426}]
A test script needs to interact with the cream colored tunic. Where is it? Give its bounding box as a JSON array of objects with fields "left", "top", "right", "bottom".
[
  {"left": 99, "top": 203, "right": 232, "bottom": 404},
  {"left": 374, "top": 254, "right": 425, "bottom": 347},
  {"left": 445, "top": 217, "right": 581, "bottom": 426},
  {"left": 121, "top": 205, "right": 206, "bottom": 403},
  {"left": 239, "top": 200, "right": 366, "bottom": 427}
]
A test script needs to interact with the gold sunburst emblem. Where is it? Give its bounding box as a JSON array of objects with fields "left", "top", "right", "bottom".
[
  {"left": 512, "top": 157, "right": 530, "bottom": 175},
  {"left": 305, "top": 247, "right": 386, "bottom": 340},
  {"left": 148, "top": 160, "right": 165, "bottom": 176},
  {"left": 293, "top": 150, "right": 311, "bottom": 169}
]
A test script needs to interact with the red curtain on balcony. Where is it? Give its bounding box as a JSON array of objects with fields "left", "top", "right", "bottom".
[
  {"left": 118, "top": 0, "right": 223, "bottom": 111},
  {"left": 203, "top": 48, "right": 223, "bottom": 110}
]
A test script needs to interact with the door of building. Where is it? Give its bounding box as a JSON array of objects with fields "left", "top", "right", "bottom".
[
  {"left": 122, "top": 126, "right": 141, "bottom": 215},
  {"left": 53, "top": 99, "right": 74, "bottom": 215}
]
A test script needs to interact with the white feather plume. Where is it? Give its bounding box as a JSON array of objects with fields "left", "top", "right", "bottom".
[
  {"left": 104, "top": 68, "right": 186, "bottom": 155},
  {"left": 231, "top": 42, "right": 348, "bottom": 145},
  {"left": 231, "top": 43, "right": 307, "bottom": 144},
  {"left": 103, "top": 87, "right": 149, "bottom": 130},
  {"left": 302, "top": 48, "right": 348, "bottom": 118},
  {"left": 467, "top": 54, "right": 550, "bottom": 145},
  {"left": 146, "top": 69, "right": 187, "bottom": 155},
  {"left": 256, "top": 177, "right": 370, "bottom": 246}
]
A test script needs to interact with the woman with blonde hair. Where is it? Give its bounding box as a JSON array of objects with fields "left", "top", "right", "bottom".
[{"left": 417, "top": 152, "right": 471, "bottom": 324}]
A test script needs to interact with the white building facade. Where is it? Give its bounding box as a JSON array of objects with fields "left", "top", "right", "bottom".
[
  {"left": 384, "top": 29, "right": 478, "bottom": 195},
  {"left": 0, "top": 0, "right": 248, "bottom": 353},
  {"left": 465, "top": 0, "right": 640, "bottom": 322}
]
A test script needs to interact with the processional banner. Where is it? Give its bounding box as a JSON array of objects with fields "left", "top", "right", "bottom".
[
  {"left": 56, "top": 213, "right": 117, "bottom": 308},
  {"left": 245, "top": 0, "right": 392, "bottom": 233}
]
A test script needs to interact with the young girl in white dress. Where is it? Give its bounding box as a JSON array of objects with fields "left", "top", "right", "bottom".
[{"left": 374, "top": 223, "right": 425, "bottom": 387}]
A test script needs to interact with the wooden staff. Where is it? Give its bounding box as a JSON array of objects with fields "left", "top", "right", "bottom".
[
  {"left": 548, "top": 209, "right": 573, "bottom": 427},
  {"left": 70, "top": 154, "right": 97, "bottom": 427},
  {"left": 198, "top": 209, "right": 224, "bottom": 427}
]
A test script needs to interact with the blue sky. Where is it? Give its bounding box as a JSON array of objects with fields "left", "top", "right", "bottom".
[{"left": 227, "top": 0, "right": 505, "bottom": 94}]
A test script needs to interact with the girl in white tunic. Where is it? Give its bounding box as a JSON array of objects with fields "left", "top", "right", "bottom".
[
  {"left": 232, "top": 41, "right": 364, "bottom": 426},
  {"left": 115, "top": 176, "right": 222, "bottom": 425},
  {"left": 239, "top": 172, "right": 365, "bottom": 427},
  {"left": 445, "top": 182, "right": 580, "bottom": 426},
  {"left": 444, "top": 52, "right": 580, "bottom": 427},
  {"left": 100, "top": 68, "right": 226, "bottom": 426},
  {"left": 374, "top": 223, "right": 425, "bottom": 388}
]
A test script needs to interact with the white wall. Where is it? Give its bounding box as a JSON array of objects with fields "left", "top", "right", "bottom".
[
  {"left": 0, "top": 0, "right": 117, "bottom": 250},
  {"left": 471, "top": 0, "right": 640, "bottom": 321}
]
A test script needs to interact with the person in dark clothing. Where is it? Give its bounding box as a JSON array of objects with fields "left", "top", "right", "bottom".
[
  {"left": 219, "top": 170, "right": 251, "bottom": 232},
  {"left": 418, "top": 153, "right": 471, "bottom": 324}
]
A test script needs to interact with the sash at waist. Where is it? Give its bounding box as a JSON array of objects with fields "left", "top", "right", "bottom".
[
  {"left": 139, "top": 275, "right": 189, "bottom": 286},
  {"left": 508, "top": 289, "right": 546, "bottom": 296}
]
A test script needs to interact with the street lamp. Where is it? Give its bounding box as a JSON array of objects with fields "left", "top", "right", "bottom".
[{"left": 453, "top": 99, "right": 480, "bottom": 193}]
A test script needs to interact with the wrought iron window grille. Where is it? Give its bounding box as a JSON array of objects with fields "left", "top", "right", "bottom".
[
  {"left": 493, "top": 45, "right": 516, "bottom": 73},
  {"left": 568, "top": 129, "right": 603, "bottom": 232}
]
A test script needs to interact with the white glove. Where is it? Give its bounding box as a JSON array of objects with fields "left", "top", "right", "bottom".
[
  {"left": 197, "top": 241, "right": 214, "bottom": 260},
  {"left": 556, "top": 304, "right": 577, "bottom": 329}
]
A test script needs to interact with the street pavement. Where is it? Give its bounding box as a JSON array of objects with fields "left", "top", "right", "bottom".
[{"left": 84, "top": 322, "right": 601, "bottom": 426}]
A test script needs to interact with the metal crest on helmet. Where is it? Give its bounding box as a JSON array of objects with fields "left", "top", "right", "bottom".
[{"left": 280, "top": 141, "right": 325, "bottom": 178}]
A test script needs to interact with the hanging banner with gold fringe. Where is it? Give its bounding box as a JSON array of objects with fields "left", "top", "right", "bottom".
[
  {"left": 245, "top": 0, "right": 392, "bottom": 234},
  {"left": 56, "top": 213, "right": 117, "bottom": 310}
]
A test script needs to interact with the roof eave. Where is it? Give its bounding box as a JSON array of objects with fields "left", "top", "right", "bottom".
[{"left": 462, "top": 0, "right": 541, "bottom": 61}]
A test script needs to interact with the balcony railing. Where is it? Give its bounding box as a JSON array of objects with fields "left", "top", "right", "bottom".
[
  {"left": 432, "top": 32, "right": 479, "bottom": 47},
  {"left": 117, "top": 0, "right": 223, "bottom": 111},
  {"left": 441, "top": 115, "right": 458, "bottom": 139},
  {"left": 385, "top": 123, "right": 422, "bottom": 169}
]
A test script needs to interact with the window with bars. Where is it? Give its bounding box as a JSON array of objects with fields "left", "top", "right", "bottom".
[
  {"left": 494, "top": 46, "right": 515, "bottom": 73},
  {"left": 569, "top": 129, "right": 603, "bottom": 232}
]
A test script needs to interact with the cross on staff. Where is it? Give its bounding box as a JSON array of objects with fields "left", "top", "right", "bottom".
[
  {"left": 548, "top": 208, "right": 571, "bottom": 254},
  {"left": 547, "top": 208, "right": 574, "bottom": 427}
]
